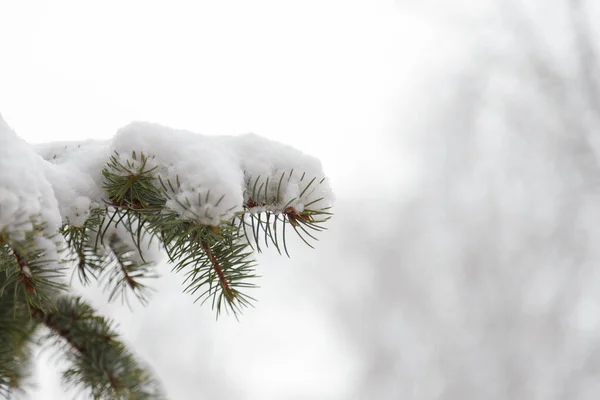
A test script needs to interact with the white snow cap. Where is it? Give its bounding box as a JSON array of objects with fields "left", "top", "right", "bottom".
[
  {"left": 222, "top": 133, "right": 333, "bottom": 214},
  {"left": 2, "top": 116, "right": 333, "bottom": 239},
  {"left": 0, "top": 115, "right": 62, "bottom": 259},
  {"left": 111, "top": 122, "right": 333, "bottom": 225}
]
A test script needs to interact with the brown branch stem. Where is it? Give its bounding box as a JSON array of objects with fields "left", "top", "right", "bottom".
[
  {"left": 30, "top": 305, "right": 119, "bottom": 390},
  {"left": 30, "top": 306, "right": 87, "bottom": 355},
  {"left": 200, "top": 240, "right": 232, "bottom": 295}
]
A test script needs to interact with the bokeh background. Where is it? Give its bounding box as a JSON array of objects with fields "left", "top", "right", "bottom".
[{"left": 2, "top": 0, "right": 600, "bottom": 398}]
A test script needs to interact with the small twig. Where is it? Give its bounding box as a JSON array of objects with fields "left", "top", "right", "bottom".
[{"left": 200, "top": 240, "right": 232, "bottom": 296}]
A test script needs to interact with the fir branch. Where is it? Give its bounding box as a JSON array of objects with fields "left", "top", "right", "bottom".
[
  {"left": 33, "top": 296, "right": 163, "bottom": 399},
  {"left": 167, "top": 223, "right": 257, "bottom": 317},
  {"left": 0, "top": 272, "right": 38, "bottom": 397},
  {"left": 0, "top": 233, "right": 66, "bottom": 312},
  {"left": 239, "top": 171, "right": 332, "bottom": 256},
  {"left": 61, "top": 206, "right": 158, "bottom": 307},
  {"left": 102, "top": 151, "right": 163, "bottom": 211},
  {"left": 99, "top": 152, "right": 333, "bottom": 316},
  {"left": 101, "top": 153, "right": 259, "bottom": 316},
  {"left": 0, "top": 125, "right": 334, "bottom": 399},
  {"left": 102, "top": 232, "right": 156, "bottom": 307},
  {"left": 60, "top": 208, "right": 107, "bottom": 286}
]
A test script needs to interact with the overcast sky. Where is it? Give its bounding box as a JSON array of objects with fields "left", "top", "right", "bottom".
[{"left": 3, "top": 0, "right": 600, "bottom": 399}]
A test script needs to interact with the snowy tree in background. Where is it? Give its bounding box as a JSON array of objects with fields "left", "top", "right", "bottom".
[
  {"left": 0, "top": 115, "right": 333, "bottom": 398},
  {"left": 333, "top": 1, "right": 600, "bottom": 399}
]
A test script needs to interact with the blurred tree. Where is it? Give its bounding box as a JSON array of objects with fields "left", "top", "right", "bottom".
[{"left": 335, "top": 1, "right": 600, "bottom": 398}]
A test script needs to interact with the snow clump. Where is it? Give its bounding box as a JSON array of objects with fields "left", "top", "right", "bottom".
[{"left": 1, "top": 115, "right": 333, "bottom": 257}]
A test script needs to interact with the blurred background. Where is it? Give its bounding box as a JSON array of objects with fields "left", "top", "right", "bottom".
[{"left": 2, "top": 0, "right": 600, "bottom": 398}]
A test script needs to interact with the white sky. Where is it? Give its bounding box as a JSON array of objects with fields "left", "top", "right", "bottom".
[
  {"left": 0, "top": 1, "right": 432, "bottom": 398},
  {"left": 0, "top": 0, "right": 417, "bottom": 189}
]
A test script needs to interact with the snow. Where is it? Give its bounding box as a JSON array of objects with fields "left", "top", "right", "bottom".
[
  {"left": 35, "top": 139, "right": 110, "bottom": 226},
  {"left": 1, "top": 114, "right": 333, "bottom": 258},
  {"left": 112, "top": 122, "right": 244, "bottom": 227},
  {"left": 221, "top": 133, "right": 334, "bottom": 214},
  {"left": 0, "top": 114, "right": 62, "bottom": 261},
  {"left": 111, "top": 122, "right": 333, "bottom": 225}
]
